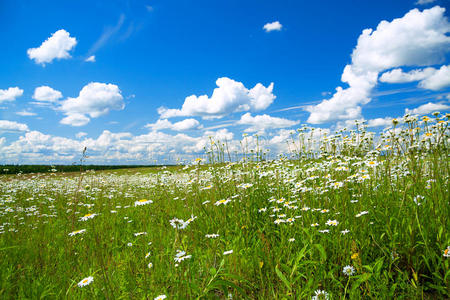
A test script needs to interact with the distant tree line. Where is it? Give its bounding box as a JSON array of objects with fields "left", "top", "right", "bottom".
[{"left": 0, "top": 165, "right": 155, "bottom": 175}]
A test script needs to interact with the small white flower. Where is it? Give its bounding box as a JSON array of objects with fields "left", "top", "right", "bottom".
[
  {"left": 68, "top": 229, "right": 86, "bottom": 236},
  {"left": 343, "top": 265, "right": 355, "bottom": 276},
  {"left": 77, "top": 276, "right": 93, "bottom": 287},
  {"left": 223, "top": 249, "right": 233, "bottom": 255}
]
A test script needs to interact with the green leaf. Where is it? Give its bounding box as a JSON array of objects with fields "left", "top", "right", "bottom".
[
  {"left": 275, "top": 265, "right": 291, "bottom": 290},
  {"left": 351, "top": 273, "right": 372, "bottom": 295},
  {"left": 313, "top": 244, "right": 327, "bottom": 262}
]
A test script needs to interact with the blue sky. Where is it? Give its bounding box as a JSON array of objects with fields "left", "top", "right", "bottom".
[{"left": 0, "top": 0, "right": 449, "bottom": 164}]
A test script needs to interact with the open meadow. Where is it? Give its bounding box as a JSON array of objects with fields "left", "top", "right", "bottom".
[{"left": 0, "top": 115, "right": 449, "bottom": 299}]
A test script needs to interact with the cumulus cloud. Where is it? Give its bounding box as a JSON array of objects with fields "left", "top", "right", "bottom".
[
  {"left": 27, "top": 29, "right": 77, "bottom": 65},
  {"left": 367, "top": 117, "right": 393, "bottom": 128},
  {"left": 306, "top": 6, "right": 450, "bottom": 124},
  {"left": 263, "top": 21, "right": 282, "bottom": 32},
  {"left": 0, "top": 120, "right": 29, "bottom": 132},
  {"left": 405, "top": 102, "right": 450, "bottom": 115},
  {"left": 158, "top": 77, "right": 275, "bottom": 119},
  {"left": 379, "top": 65, "right": 450, "bottom": 91},
  {"left": 33, "top": 86, "right": 63, "bottom": 102},
  {"left": 418, "top": 65, "right": 450, "bottom": 90},
  {"left": 0, "top": 87, "right": 23, "bottom": 103},
  {"left": 379, "top": 67, "right": 437, "bottom": 83},
  {"left": 85, "top": 55, "right": 96, "bottom": 62},
  {"left": 76, "top": 132, "right": 88, "bottom": 139},
  {"left": 237, "top": 113, "right": 299, "bottom": 132},
  {"left": 59, "top": 82, "right": 124, "bottom": 126},
  {"left": 145, "top": 118, "right": 202, "bottom": 131}
]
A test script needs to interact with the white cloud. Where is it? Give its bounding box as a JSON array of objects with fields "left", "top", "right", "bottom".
[
  {"left": 379, "top": 65, "right": 450, "bottom": 91},
  {"left": 59, "top": 82, "right": 124, "bottom": 126},
  {"left": 145, "top": 118, "right": 202, "bottom": 131},
  {"left": 16, "top": 111, "right": 37, "bottom": 117},
  {"left": 89, "top": 14, "right": 125, "bottom": 55},
  {"left": 367, "top": 117, "right": 393, "bottom": 127},
  {"left": 263, "top": 21, "right": 282, "bottom": 32},
  {"left": 306, "top": 6, "right": 450, "bottom": 124},
  {"left": 405, "top": 102, "right": 450, "bottom": 115},
  {"left": 379, "top": 67, "right": 436, "bottom": 83},
  {"left": 27, "top": 29, "right": 77, "bottom": 65},
  {"left": 0, "top": 120, "right": 29, "bottom": 132},
  {"left": 0, "top": 87, "right": 23, "bottom": 103},
  {"left": 60, "top": 113, "right": 90, "bottom": 127},
  {"left": 237, "top": 113, "right": 299, "bottom": 132},
  {"left": 158, "top": 77, "right": 275, "bottom": 119},
  {"left": 85, "top": 55, "right": 96, "bottom": 62},
  {"left": 418, "top": 65, "right": 450, "bottom": 90},
  {"left": 416, "top": 0, "right": 436, "bottom": 5},
  {"left": 33, "top": 86, "right": 63, "bottom": 102},
  {"left": 76, "top": 132, "right": 88, "bottom": 139}
]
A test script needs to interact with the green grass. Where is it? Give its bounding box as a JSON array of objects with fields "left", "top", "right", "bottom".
[{"left": 0, "top": 115, "right": 449, "bottom": 299}]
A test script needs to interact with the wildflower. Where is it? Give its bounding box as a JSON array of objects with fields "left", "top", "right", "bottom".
[
  {"left": 134, "top": 199, "right": 153, "bottom": 206},
  {"left": 318, "top": 229, "right": 329, "bottom": 233},
  {"left": 312, "top": 289, "right": 329, "bottom": 300},
  {"left": 134, "top": 232, "right": 147, "bottom": 236},
  {"left": 68, "top": 229, "right": 86, "bottom": 236},
  {"left": 174, "top": 250, "right": 192, "bottom": 263},
  {"left": 443, "top": 246, "right": 450, "bottom": 258},
  {"left": 205, "top": 233, "right": 219, "bottom": 238},
  {"left": 258, "top": 207, "right": 267, "bottom": 213},
  {"left": 355, "top": 211, "right": 368, "bottom": 217},
  {"left": 311, "top": 223, "right": 319, "bottom": 227},
  {"left": 223, "top": 249, "right": 233, "bottom": 255},
  {"left": 145, "top": 252, "right": 151, "bottom": 259},
  {"left": 351, "top": 253, "right": 359, "bottom": 260},
  {"left": 148, "top": 262, "right": 153, "bottom": 268},
  {"left": 127, "top": 243, "right": 133, "bottom": 247},
  {"left": 343, "top": 265, "right": 355, "bottom": 276},
  {"left": 79, "top": 213, "right": 97, "bottom": 221},
  {"left": 341, "top": 229, "right": 350, "bottom": 235},
  {"left": 215, "top": 199, "right": 231, "bottom": 206},
  {"left": 77, "top": 276, "right": 93, "bottom": 287},
  {"left": 288, "top": 238, "right": 295, "bottom": 242},
  {"left": 274, "top": 218, "right": 285, "bottom": 225},
  {"left": 320, "top": 209, "right": 329, "bottom": 214},
  {"left": 325, "top": 219, "right": 339, "bottom": 226},
  {"left": 154, "top": 295, "right": 167, "bottom": 300}
]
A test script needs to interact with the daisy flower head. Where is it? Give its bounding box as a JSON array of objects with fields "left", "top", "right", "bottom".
[
  {"left": 312, "top": 289, "right": 329, "bottom": 300},
  {"left": 77, "top": 276, "right": 93, "bottom": 288},
  {"left": 343, "top": 265, "right": 355, "bottom": 276},
  {"left": 223, "top": 249, "right": 233, "bottom": 255},
  {"left": 148, "top": 262, "right": 153, "bottom": 269},
  {"left": 79, "top": 213, "right": 97, "bottom": 221},
  {"left": 325, "top": 219, "right": 339, "bottom": 226},
  {"left": 443, "top": 246, "right": 450, "bottom": 258},
  {"left": 205, "top": 233, "right": 219, "bottom": 238},
  {"left": 215, "top": 199, "right": 231, "bottom": 206},
  {"left": 154, "top": 295, "right": 167, "bottom": 300},
  {"left": 135, "top": 199, "right": 153, "bottom": 207},
  {"left": 68, "top": 229, "right": 86, "bottom": 236},
  {"left": 355, "top": 211, "right": 368, "bottom": 217}
]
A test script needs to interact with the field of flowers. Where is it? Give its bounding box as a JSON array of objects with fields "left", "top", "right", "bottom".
[{"left": 0, "top": 114, "right": 449, "bottom": 299}]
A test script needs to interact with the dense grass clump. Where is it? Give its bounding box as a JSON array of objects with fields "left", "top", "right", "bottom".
[{"left": 0, "top": 114, "right": 449, "bottom": 299}]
